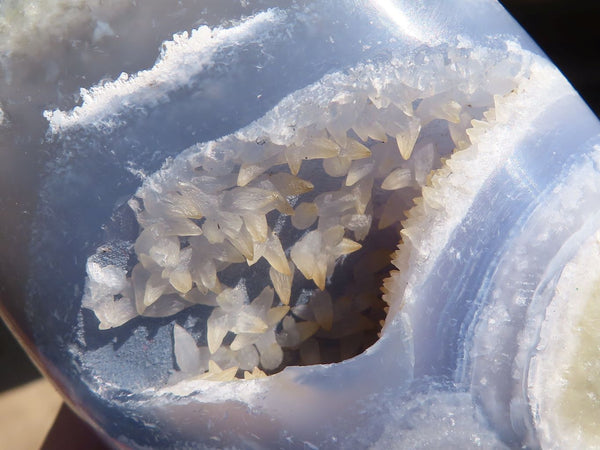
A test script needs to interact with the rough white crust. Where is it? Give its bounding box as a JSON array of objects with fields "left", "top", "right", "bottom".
[{"left": 43, "top": 9, "right": 286, "bottom": 134}]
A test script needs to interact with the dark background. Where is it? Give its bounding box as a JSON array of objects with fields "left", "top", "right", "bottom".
[
  {"left": 1, "top": 0, "right": 599, "bottom": 392},
  {"left": 500, "top": 0, "right": 600, "bottom": 116}
]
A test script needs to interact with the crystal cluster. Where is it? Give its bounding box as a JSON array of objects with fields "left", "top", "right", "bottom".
[{"left": 83, "top": 42, "right": 530, "bottom": 381}]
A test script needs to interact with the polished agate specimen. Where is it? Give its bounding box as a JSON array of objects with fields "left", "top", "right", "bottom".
[{"left": 2, "top": 0, "right": 600, "bottom": 448}]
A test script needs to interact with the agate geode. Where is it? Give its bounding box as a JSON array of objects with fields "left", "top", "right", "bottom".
[{"left": 1, "top": 1, "right": 600, "bottom": 448}]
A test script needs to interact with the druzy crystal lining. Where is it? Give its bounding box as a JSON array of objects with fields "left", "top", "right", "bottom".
[{"left": 83, "top": 42, "right": 531, "bottom": 382}]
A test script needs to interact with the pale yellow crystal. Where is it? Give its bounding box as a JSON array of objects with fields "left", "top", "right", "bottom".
[
  {"left": 269, "top": 262, "right": 294, "bottom": 305},
  {"left": 381, "top": 168, "right": 412, "bottom": 191},
  {"left": 291, "top": 202, "right": 318, "bottom": 230},
  {"left": 310, "top": 291, "right": 334, "bottom": 331}
]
